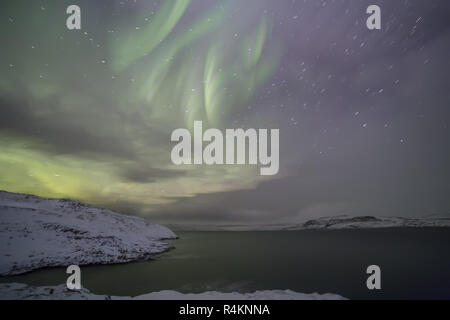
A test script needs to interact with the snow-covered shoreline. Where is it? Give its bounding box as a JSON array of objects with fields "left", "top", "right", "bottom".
[
  {"left": 169, "top": 215, "right": 450, "bottom": 231},
  {"left": 0, "top": 191, "right": 177, "bottom": 276},
  {"left": 0, "top": 283, "right": 346, "bottom": 300},
  {"left": 284, "top": 215, "right": 450, "bottom": 230}
]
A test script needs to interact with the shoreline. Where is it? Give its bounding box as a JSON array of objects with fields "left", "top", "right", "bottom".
[
  {"left": 0, "top": 283, "right": 346, "bottom": 300},
  {"left": 0, "top": 191, "right": 177, "bottom": 276}
]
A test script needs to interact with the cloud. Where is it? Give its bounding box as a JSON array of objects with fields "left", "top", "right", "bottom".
[
  {"left": 119, "top": 165, "right": 186, "bottom": 183},
  {"left": 1, "top": 0, "right": 450, "bottom": 225}
]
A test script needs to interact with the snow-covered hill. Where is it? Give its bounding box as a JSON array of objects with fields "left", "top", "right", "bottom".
[
  {"left": 284, "top": 215, "right": 450, "bottom": 230},
  {"left": 0, "top": 283, "right": 346, "bottom": 300},
  {"left": 168, "top": 215, "right": 450, "bottom": 231},
  {"left": 0, "top": 191, "right": 176, "bottom": 276}
]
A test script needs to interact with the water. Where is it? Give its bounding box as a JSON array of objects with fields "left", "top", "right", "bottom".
[{"left": 2, "top": 229, "right": 450, "bottom": 299}]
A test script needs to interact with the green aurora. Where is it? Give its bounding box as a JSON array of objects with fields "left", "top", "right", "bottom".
[{"left": 0, "top": 0, "right": 281, "bottom": 215}]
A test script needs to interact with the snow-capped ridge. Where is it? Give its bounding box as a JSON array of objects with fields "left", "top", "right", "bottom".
[
  {"left": 169, "top": 214, "right": 450, "bottom": 231},
  {"left": 286, "top": 214, "right": 450, "bottom": 230}
]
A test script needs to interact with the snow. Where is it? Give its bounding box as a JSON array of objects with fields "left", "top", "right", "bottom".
[
  {"left": 134, "top": 290, "right": 346, "bottom": 300},
  {"left": 0, "top": 191, "right": 176, "bottom": 276},
  {"left": 286, "top": 215, "right": 450, "bottom": 230},
  {"left": 169, "top": 215, "right": 450, "bottom": 231},
  {"left": 0, "top": 283, "right": 346, "bottom": 300}
]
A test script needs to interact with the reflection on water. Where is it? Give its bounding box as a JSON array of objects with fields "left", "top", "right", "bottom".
[{"left": 1, "top": 229, "right": 450, "bottom": 299}]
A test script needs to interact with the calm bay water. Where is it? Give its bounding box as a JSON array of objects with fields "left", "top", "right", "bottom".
[{"left": 2, "top": 229, "right": 450, "bottom": 299}]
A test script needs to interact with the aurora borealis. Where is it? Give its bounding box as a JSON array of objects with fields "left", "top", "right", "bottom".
[
  {"left": 0, "top": 0, "right": 279, "bottom": 210},
  {"left": 1, "top": 0, "right": 450, "bottom": 225}
]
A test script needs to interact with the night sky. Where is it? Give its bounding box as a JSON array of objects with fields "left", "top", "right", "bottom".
[{"left": 1, "top": 0, "right": 450, "bottom": 225}]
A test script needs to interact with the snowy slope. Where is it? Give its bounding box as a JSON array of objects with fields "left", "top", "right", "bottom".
[
  {"left": 0, "top": 191, "right": 176, "bottom": 276},
  {"left": 284, "top": 215, "right": 450, "bottom": 230},
  {"left": 169, "top": 215, "right": 450, "bottom": 231},
  {"left": 0, "top": 283, "right": 346, "bottom": 300}
]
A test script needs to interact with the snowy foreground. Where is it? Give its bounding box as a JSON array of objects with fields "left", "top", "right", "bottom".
[
  {"left": 0, "top": 283, "right": 346, "bottom": 300},
  {"left": 0, "top": 191, "right": 176, "bottom": 276}
]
